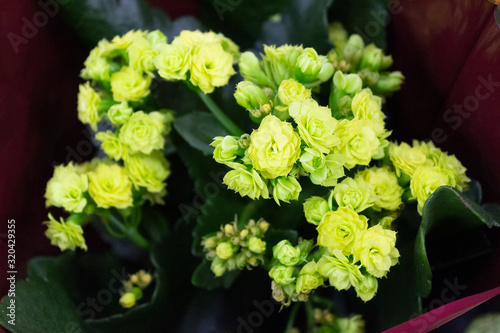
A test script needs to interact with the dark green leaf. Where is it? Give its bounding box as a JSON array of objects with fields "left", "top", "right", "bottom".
[
  {"left": 329, "top": 0, "right": 390, "bottom": 49},
  {"left": 464, "top": 180, "right": 482, "bottom": 204},
  {"left": 173, "top": 111, "right": 228, "bottom": 155}
]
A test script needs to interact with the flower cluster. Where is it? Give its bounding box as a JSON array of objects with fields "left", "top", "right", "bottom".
[
  {"left": 119, "top": 270, "right": 153, "bottom": 309},
  {"left": 202, "top": 219, "right": 269, "bottom": 277},
  {"left": 312, "top": 308, "right": 365, "bottom": 333},
  {"left": 390, "top": 140, "right": 470, "bottom": 214}
]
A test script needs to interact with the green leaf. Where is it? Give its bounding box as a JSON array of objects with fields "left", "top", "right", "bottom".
[
  {"left": 191, "top": 259, "right": 241, "bottom": 290},
  {"left": 259, "top": 0, "right": 333, "bottom": 53},
  {"left": 329, "top": 0, "right": 390, "bottom": 49},
  {"left": 415, "top": 186, "right": 499, "bottom": 299},
  {"left": 173, "top": 111, "right": 228, "bottom": 156}
]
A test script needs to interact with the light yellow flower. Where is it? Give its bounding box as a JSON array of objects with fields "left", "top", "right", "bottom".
[
  {"left": 271, "top": 176, "right": 302, "bottom": 205},
  {"left": 389, "top": 141, "right": 433, "bottom": 177},
  {"left": 77, "top": 82, "right": 102, "bottom": 130},
  {"left": 317, "top": 249, "right": 362, "bottom": 291},
  {"left": 223, "top": 162, "right": 269, "bottom": 200},
  {"left": 303, "top": 196, "right": 330, "bottom": 225},
  {"left": 331, "top": 177, "right": 374, "bottom": 213},
  {"left": 410, "top": 166, "right": 457, "bottom": 214},
  {"left": 309, "top": 153, "right": 346, "bottom": 187},
  {"left": 333, "top": 119, "right": 380, "bottom": 169},
  {"left": 96, "top": 131, "right": 127, "bottom": 161},
  {"left": 353, "top": 272, "right": 378, "bottom": 302},
  {"left": 155, "top": 42, "right": 191, "bottom": 80},
  {"left": 273, "top": 239, "right": 301, "bottom": 266},
  {"left": 269, "top": 264, "right": 295, "bottom": 285},
  {"left": 107, "top": 102, "right": 133, "bottom": 126},
  {"left": 80, "top": 39, "right": 112, "bottom": 81},
  {"left": 109, "top": 30, "right": 148, "bottom": 51},
  {"left": 88, "top": 163, "right": 133, "bottom": 209},
  {"left": 289, "top": 100, "right": 340, "bottom": 154},
  {"left": 351, "top": 88, "right": 384, "bottom": 122},
  {"left": 295, "top": 261, "right": 324, "bottom": 294},
  {"left": 295, "top": 48, "right": 333, "bottom": 83},
  {"left": 216, "top": 241, "right": 235, "bottom": 259},
  {"left": 110, "top": 66, "right": 151, "bottom": 102},
  {"left": 125, "top": 151, "right": 171, "bottom": 193},
  {"left": 352, "top": 225, "right": 399, "bottom": 278},
  {"left": 189, "top": 42, "right": 235, "bottom": 94},
  {"left": 356, "top": 166, "right": 403, "bottom": 211},
  {"left": 317, "top": 207, "right": 368, "bottom": 254},
  {"left": 247, "top": 115, "right": 301, "bottom": 179},
  {"left": 127, "top": 36, "right": 158, "bottom": 76},
  {"left": 44, "top": 213, "right": 87, "bottom": 251},
  {"left": 278, "top": 78, "right": 312, "bottom": 106},
  {"left": 211, "top": 136, "right": 240, "bottom": 164},
  {"left": 119, "top": 111, "right": 165, "bottom": 154},
  {"left": 248, "top": 236, "right": 266, "bottom": 254},
  {"left": 45, "top": 162, "right": 88, "bottom": 213}
]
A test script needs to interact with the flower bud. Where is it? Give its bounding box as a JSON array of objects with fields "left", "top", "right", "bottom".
[
  {"left": 353, "top": 273, "right": 378, "bottom": 302},
  {"left": 271, "top": 281, "right": 286, "bottom": 302},
  {"left": 333, "top": 71, "right": 363, "bottom": 94},
  {"left": 216, "top": 241, "right": 235, "bottom": 259},
  {"left": 258, "top": 220, "right": 269, "bottom": 233},
  {"left": 295, "top": 48, "right": 323, "bottom": 83},
  {"left": 146, "top": 30, "right": 167, "bottom": 50},
  {"left": 131, "top": 287, "right": 143, "bottom": 300},
  {"left": 273, "top": 240, "right": 301, "bottom": 266},
  {"left": 234, "top": 81, "right": 269, "bottom": 110},
  {"left": 329, "top": 22, "right": 348, "bottom": 51},
  {"left": 269, "top": 264, "right": 296, "bottom": 285},
  {"left": 107, "top": 101, "right": 133, "bottom": 126},
  {"left": 119, "top": 292, "right": 136, "bottom": 308},
  {"left": 295, "top": 262, "right": 323, "bottom": 294},
  {"left": 211, "top": 257, "right": 227, "bottom": 277},
  {"left": 248, "top": 236, "right": 266, "bottom": 254},
  {"left": 303, "top": 196, "right": 330, "bottom": 225},
  {"left": 239, "top": 51, "right": 273, "bottom": 87},
  {"left": 336, "top": 315, "right": 365, "bottom": 333},
  {"left": 360, "top": 44, "right": 383, "bottom": 72},
  {"left": 343, "top": 34, "right": 365, "bottom": 66},
  {"left": 271, "top": 176, "right": 302, "bottom": 205},
  {"left": 374, "top": 71, "right": 404, "bottom": 94}
]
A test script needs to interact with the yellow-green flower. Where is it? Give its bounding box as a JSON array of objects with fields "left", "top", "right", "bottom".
[
  {"left": 248, "top": 236, "right": 266, "bottom": 254},
  {"left": 223, "top": 162, "right": 269, "bottom": 200},
  {"left": 336, "top": 315, "right": 365, "bottom": 333},
  {"left": 333, "top": 119, "right": 380, "bottom": 169},
  {"left": 88, "top": 163, "right": 133, "bottom": 209},
  {"left": 356, "top": 166, "right": 403, "bottom": 211},
  {"left": 269, "top": 264, "right": 295, "bottom": 285},
  {"left": 271, "top": 176, "right": 302, "bottom": 205},
  {"left": 273, "top": 240, "right": 301, "bottom": 266},
  {"left": 44, "top": 213, "right": 87, "bottom": 251},
  {"left": 211, "top": 136, "right": 240, "bottom": 164},
  {"left": 389, "top": 141, "right": 433, "bottom": 177},
  {"left": 234, "top": 81, "right": 269, "bottom": 110},
  {"left": 174, "top": 30, "right": 239, "bottom": 61},
  {"left": 128, "top": 36, "right": 158, "bottom": 76},
  {"left": 119, "top": 292, "right": 136, "bottom": 309},
  {"left": 295, "top": 48, "right": 333, "bottom": 83},
  {"left": 80, "top": 39, "right": 111, "bottom": 81},
  {"left": 352, "top": 225, "right": 399, "bottom": 278},
  {"left": 96, "top": 131, "right": 127, "bottom": 161},
  {"left": 125, "top": 151, "right": 171, "bottom": 193},
  {"left": 410, "top": 166, "right": 457, "bottom": 214},
  {"left": 45, "top": 162, "right": 88, "bottom": 213},
  {"left": 211, "top": 257, "right": 227, "bottom": 277},
  {"left": 155, "top": 42, "right": 191, "bottom": 80},
  {"left": 351, "top": 88, "right": 384, "bottom": 122},
  {"left": 353, "top": 273, "right": 378, "bottom": 302},
  {"left": 189, "top": 42, "right": 235, "bottom": 94},
  {"left": 247, "top": 115, "right": 301, "bottom": 179},
  {"left": 278, "top": 78, "right": 312, "bottom": 106},
  {"left": 216, "top": 241, "right": 235, "bottom": 259},
  {"left": 289, "top": 100, "right": 340, "bottom": 154},
  {"left": 107, "top": 102, "right": 133, "bottom": 126},
  {"left": 110, "top": 66, "right": 152, "bottom": 102},
  {"left": 303, "top": 196, "right": 330, "bottom": 225},
  {"left": 331, "top": 177, "right": 374, "bottom": 213},
  {"left": 109, "top": 30, "right": 148, "bottom": 51},
  {"left": 295, "top": 261, "right": 323, "bottom": 294},
  {"left": 317, "top": 249, "right": 362, "bottom": 291},
  {"left": 309, "top": 153, "right": 346, "bottom": 187},
  {"left": 119, "top": 111, "right": 165, "bottom": 154},
  {"left": 77, "top": 82, "right": 102, "bottom": 130},
  {"left": 317, "top": 207, "right": 368, "bottom": 254}
]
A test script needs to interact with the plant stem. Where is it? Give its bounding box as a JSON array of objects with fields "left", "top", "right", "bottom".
[
  {"left": 108, "top": 213, "right": 150, "bottom": 250},
  {"left": 285, "top": 302, "right": 301, "bottom": 333},
  {"left": 305, "top": 300, "right": 315, "bottom": 332},
  {"left": 196, "top": 90, "right": 244, "bottom": 136}
]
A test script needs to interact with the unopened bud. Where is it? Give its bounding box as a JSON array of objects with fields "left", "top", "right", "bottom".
[{"left": 119, "top": 293, "right": 136, "bottom": 308}]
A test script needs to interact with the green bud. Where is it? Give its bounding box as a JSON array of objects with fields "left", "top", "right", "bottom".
[
  {"left": 248, "top": 236, "right": 266, "bottom": 254},
  {"left": 271, "top": 176, "right": 302, "bottom": 205},
  {"left": 317, "top": 61, "right": 334, "bottom": 82},
  {"left": 303, "top": 196, "right": 330, "bottom": 225},
  {"left": 234, "top": 81, "right": 269, "bottom": 110},
  {"left": 235, "top": 252, "right": 247, "bottom": 268},
  {"left": 211, "top": 136, "right": 240, "bottom": 164},
  {"left": 329, "top": 22, "right": 348, "bottom": 52},
  {"left": 216, "top": 241, "right": 235, "bottom": 259},
  {"left": 381, "top": 55, "right": 393, "bottom": 71},
  {"left": 146, "top": 30, "right": 167, "bottom": 50},
  {"left": 353, "top": 273, "right": 378, "bottom": 302},
  {"left": 295, "top": 262, "right": 323, "bottom": 294},
  {"left": 300, "top": 148, "right": 326, "bottom": 173},
  {"left": 273, "top": 240, "right": 301, "bottom": 266},
  {"left": 360, "top": 44, "right": 383, "bottom": 72},
  {"left": 239, "top": 51, "right": 273, "bottom": 87},
  {"left": 374, "top": 71, "right": 404, "bottom": 94},
  {"left": 131, "top": 287, "right": 143, "bottom": 301},
  {"left": 336, "top": 315, "right": 365, "bottom": 333},
  {"left": 119, "top": 292, "right": 136, "bottom": 308},
  {"left": 107, "top": 101, "right": 133, "bottom": 126},
  {"left": 343, "top": 35, "right": 365, "bottom": 67},
  {"left": 211, "top": 257, "right": 227, "bottom": 277},
  {"left": 295, "top": 48, "right": 323, "bottom": 83},
  {"left": 333, "top": 71, "right": 363, "bottom": 94},
  {"left": 269, "top": 264, "right": 296, "bottom": 285}
]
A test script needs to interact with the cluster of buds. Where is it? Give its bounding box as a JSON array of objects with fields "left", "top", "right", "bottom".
[
  {"left": 269, "top": 239, "right": 321, "bottom": 306},
  {"left": 202, "top": 219, "right": 269, "bottom": 277},
  {"left": 119, "top": 270, "right": 153, "bottom": 309},
  {"left": 313, "top": 307, "right": 365, "bottom": 333},
  {"left": 328, "top": 22, "right": 404, "bottom": 96}
]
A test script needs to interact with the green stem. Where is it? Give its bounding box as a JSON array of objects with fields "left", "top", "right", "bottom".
[
  {"left": 305, "top": 300, "right": 315, "bottom": 332},
  {"left": 285, "top": 302, "right": 301, "bottom": 333},
  {"left": 195, "top": 89, "right": 244, "bottom": 136},
  {"left": 108, "top": 213, "right": 150, "bottom": 250}
]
